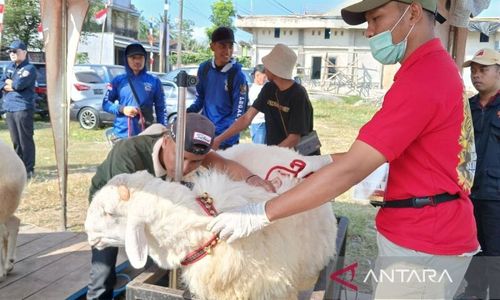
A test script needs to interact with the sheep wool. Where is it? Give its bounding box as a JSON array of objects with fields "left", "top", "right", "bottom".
[
  {"left": 86, "top": 143, "right": 337, "bottom": 300},
  {"left": 0, "top": 140, "right": 26, "bottom": 281}
]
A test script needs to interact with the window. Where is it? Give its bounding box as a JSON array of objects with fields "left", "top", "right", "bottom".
[
  {"left": 480, "top": 32, "right": 489, "bottom": 43},
  {"left": 283, "top": 30, "right": 287, "bottom": 36},
  {"left": 312, "top": 30, "right": 315, "bottom": 36},
  {"left": 274, "top": 28, "right": 280, "bottom": 38},
  {"left": 75, "top": 71, "right": 104, "bottom": 84},
  {"left": 325, "top": 28, "right": 331, "bottom": 39}
]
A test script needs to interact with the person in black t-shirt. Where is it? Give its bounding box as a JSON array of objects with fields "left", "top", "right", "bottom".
[{"left": 212, "top": 44, "right": 316, "bottom": 153}]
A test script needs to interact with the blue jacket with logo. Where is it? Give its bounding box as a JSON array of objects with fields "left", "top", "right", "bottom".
[
  {"left": 0, "top": 59, "right": 37, "bottom": 112},
  {"left": 103, "top": 55, "right": 165, "bottom": 138},
  {"left": 469, "top": 92, "right": 500, "bottom": 201},
  {"left": 187, "top": 58, "right": 248, "bottom": 148}
]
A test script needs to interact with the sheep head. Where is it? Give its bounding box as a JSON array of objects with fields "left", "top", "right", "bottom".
[
  {"left": 85, "top": 171, "right": 152, "bottom": 262},
  {"left": 86, "top": 171, "right": 170, "bottom": 269}
]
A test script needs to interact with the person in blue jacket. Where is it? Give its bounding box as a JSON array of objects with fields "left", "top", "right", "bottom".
[
  {"left": 187, "top": 26, "right": 248, "bottom": 149},
  {"left": 0, "top": 40, "right": 37, "bottom": 179},
  {"left": 103, "top": 43, "right": 165, "bottom": 141}
]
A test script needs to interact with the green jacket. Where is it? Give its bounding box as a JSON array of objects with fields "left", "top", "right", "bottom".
[{"left": 89, "top": 134, "right": 163, "bottom": 202}]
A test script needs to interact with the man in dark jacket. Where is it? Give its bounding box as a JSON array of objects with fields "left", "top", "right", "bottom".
[
  {"left": 0, "top": 40, "right": 37, "bottom": 178},
  {"left": 103, "top": 43, "right": 165, "bottom": 141},
  {"left": 87, "top": 113, "right": 274, "bottom": 299},
  {"left": 461, "top": 48, "right": 500, "bottom": 300},
  {"left": 187, "top": 27, "right": 248, "bottom": 149}
]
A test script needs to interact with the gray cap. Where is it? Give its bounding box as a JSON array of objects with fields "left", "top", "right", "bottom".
[{"left": 170, "top": 113, "right": 215, "bottom": 155}]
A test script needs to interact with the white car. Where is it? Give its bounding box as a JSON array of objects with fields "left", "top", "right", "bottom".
[{"left": 71, "top": 71, "right": 108, "bottom": 102}]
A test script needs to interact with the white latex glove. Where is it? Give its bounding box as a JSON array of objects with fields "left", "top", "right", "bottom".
[
  {"left": 207, "top": 201, "right": 270, "bottom": 243},
  {"left": 297, "top": 154, "right": 333, "bottom": 178}
]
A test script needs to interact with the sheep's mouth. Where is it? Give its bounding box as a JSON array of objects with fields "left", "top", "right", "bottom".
[{"left": 89, "top": 237, "right": 125, "bottom": 249}]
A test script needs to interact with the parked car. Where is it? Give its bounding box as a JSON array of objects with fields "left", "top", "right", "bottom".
[
  {"left": 162, "top": 67, "right": 199, "bottom": 82},
  {"left": 70, "top": 79, "right": 197, "bottom": 130},
  {"left": 0, "top": 61, "right": 48, "bottom": 119},
  {"left": 73, "top": 64, "right": 125, "bottom": 84},
  {"left": 69, "top": 96, "right": 114, "bottom": 130},
  {"left": 162, "top": 79, "right": 197, "bottom": 123},
  {"left": 241, "top": 67, "right": 254, "bottom": 87},
  {"left": 71, "top": 70, "right": 107, "bottom": 101}
]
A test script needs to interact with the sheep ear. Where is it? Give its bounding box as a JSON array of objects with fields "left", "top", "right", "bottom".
[
  {"left": 125, "top": 217, "right": 149, "bottom": 268},
  {"left": 118, "top": 185, "right": 130, "bottom": 201}
]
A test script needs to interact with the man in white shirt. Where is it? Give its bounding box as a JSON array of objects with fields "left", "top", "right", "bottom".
[{"left": 247, "top": 64, "right": 267, "bottom": 144}]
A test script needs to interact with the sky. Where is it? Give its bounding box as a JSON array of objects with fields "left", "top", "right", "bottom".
[{"left": 131, "top": 0, "right": 500, "bottom": 43}]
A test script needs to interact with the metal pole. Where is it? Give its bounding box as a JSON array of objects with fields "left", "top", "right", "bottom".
[
  {"left": 169, "top": 70, "right": 189, "bottom": 289},
  {"left": 60, "top": 0, "right": 68, "bottom": 231},
  {"left": 160, "top": 0, "right": 169, "bottom": 72},
  {"left": 99, "top": 20, "right": 105, "bottom": 64},
  {"left": 176, "top": 0, "right": 183, "bottom": 68}
]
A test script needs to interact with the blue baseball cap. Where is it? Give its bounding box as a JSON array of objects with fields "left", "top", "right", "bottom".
[{"left": 9, "top": 40, "right": 27, "bottom": 51}]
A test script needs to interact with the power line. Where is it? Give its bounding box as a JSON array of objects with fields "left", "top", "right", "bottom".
[
  {"left": 270, "top": 0, "right": 296, "bottom": 15},
  {"left": 237, "top": 6, "right": 252, "bottom": 15}
]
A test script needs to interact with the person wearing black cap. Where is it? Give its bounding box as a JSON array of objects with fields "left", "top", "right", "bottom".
[
  {"left": 102, "top": 42, "right": 166, "bottom": 142},
  {"left": 208, "top": 1, "right": 479, "bottom": 299},
  {"left": 0, "top": 40, "right": 37, "bottom": 179},
  {"left": 86, "top": 113, "right": 274, "bottom": 299},
  {"left": 187, "top": 26, "right": 249, "bottom": 150}
]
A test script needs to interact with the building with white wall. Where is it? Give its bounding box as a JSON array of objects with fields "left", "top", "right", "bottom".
[{"left": 236, "top": 1, "right": 499, "bottom": 95}]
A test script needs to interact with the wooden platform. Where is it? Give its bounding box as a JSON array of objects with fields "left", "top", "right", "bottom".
[{"left": 0, "top": 224, "right": 129, "bottom": 300}]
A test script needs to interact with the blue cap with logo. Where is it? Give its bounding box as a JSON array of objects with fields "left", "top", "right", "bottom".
[{"left": 9, "top": 40, "right": 27, "bottom": 51}]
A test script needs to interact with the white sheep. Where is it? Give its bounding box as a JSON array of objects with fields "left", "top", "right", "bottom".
[
  {"left": 85, "top": 143, "right": 337, "bottom": 300},
  {"left": 0, "top": 140, "right": 26, "bottom": 281}
]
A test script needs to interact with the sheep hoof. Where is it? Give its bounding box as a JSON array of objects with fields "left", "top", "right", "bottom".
[{"left": 6, "top": 261, "right": 14, "bottom": 274}]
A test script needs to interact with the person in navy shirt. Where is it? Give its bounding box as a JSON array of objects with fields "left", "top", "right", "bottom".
[{"left": 0, "top": 40, "right": 37, "bottom": 179}]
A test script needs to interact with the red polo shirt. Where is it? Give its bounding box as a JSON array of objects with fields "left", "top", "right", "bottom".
[{"left": 358, "top": 38, "right": 479, "bottom": 255}]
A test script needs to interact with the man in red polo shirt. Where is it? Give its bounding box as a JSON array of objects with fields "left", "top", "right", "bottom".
[{"left": 208, "top": 0, "right": 479, "bottom": 298}]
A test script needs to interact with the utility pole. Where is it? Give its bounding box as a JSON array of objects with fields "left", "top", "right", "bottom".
[
  {"left": 159, "top": 0, "right": 169, "bottom": 73},
  {"left": 176, "top": 0, "right": 183, "bottom": 68}
]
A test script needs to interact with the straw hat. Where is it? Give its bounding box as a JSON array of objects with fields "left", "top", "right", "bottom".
[{"left": 262, "top": 44, "right": 297, "bottom": 80}]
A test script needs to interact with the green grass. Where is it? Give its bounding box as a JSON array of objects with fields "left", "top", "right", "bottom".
[{"left": 0, "top": 100, "right": 380, "bottom": 292}]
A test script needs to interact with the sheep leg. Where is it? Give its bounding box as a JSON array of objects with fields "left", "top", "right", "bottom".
[
  {"left": 5, "top": 216, "right": 20, "bottom": 274},
  {"left": 0, "top": 224, "right": 7, "bottom": 281}
]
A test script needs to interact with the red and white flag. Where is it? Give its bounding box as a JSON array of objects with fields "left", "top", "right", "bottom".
[
  {"left": 0, "top": 0, "right": 5, "bottom": 35},
  {"left": 94, "top": 7, "right": 107, "bottom": 25},
  {"left": 37, "top": 23, "right": 43, "bottom": 40}
]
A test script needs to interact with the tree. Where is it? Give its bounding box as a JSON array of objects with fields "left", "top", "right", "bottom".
[
  {"left": 206, "top": 0, "right": 235, "bottom": 41},
  {"left": 2, "top": 0, "right": 42, "bottom": 50},
  {"left": 81, "top": 0, "right": 106, "bottom": 33}
]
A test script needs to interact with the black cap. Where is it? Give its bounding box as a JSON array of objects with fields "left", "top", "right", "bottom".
[
  {"left": 211, "top": 27, "right": 235, "bottom": 43},
  {"left": 169, "top": 113, "right": 215, "bottom": 155},
  {"left": 125, "top": 43, "right": 146, "bottom": 57},
  {"left": 9, "top": 40, "right": 27, "bottom": 51}
]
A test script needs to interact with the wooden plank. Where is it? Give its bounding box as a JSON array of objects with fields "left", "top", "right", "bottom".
[
  {"left": 16, "top": 231, "right": 80, "bottom": 262},
  {"left": 0, "top": 242, "right": 92, "bottom": 299},
  {"left": 0, "top": 233, "right": 87, "bottom": 289},
  {"left": 33, "top": 252, "right": 136, "bottom": 300},
  {"left": 16, "top": 224, "right": 52, "bottom": 246}
]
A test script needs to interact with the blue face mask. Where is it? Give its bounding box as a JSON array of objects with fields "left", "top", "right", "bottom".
[{"left": 368, "top": 5, "right": 415, "bottom": 65}]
